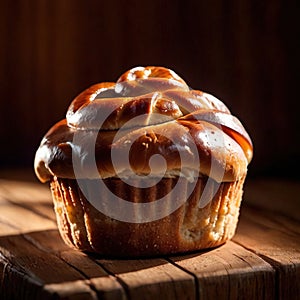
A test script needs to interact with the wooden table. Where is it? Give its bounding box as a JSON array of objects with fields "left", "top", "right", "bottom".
[{"left": 0, "top": 170, "right": 299, "bottom": 299}]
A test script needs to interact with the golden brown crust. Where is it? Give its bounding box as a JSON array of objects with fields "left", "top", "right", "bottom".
[
  {"left": 117, "top": 66, "right": 188, "bottom": 85},
  {"left": 50, "top": 175, "right": 245, "bottom": 257},
  {"left": 34, "top": 66, "right": 253, "bottom": 183}
]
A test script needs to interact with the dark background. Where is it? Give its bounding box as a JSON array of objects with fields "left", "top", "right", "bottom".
[{"left": 1, "top": 1, "right": 299, "bottom": 178}]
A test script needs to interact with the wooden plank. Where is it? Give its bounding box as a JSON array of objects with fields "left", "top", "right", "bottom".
[
  {"left": 0, "top": 179, "right": 127, "bottom": 299},
  {"left": 0, "top": 196, "right": 90, "bottom": 300},
  {"left": 26, "top": 230, "right": 126, "bottom": 300},
  {"left": 0, "top": 229, "right": 126, "bottom": 299},
  {"left": 0, "top": 205, "right": 56, "bottom": 236},
  {"left": 0, "top": 233, "right": 97, "bottom": 299},
  {"left": 0, "top": 179, "right": 56, "bottom": 222},
  {"left": 1, "top": 175, "right": 300, "bottom": 299},
  {"left": 169, "top": 241, "right": 275, "bottom": 300},
  {"left": 0, "top": 179, "right": 51, "bottom": 204},
  {"left": 97, "top": 258, "right": 196, "bottom": 300},
  {"left": 233, "top": 204, "right": 300, "bottom": 300},
  {"left": 243, "top": 178, "right": 300, "bottom": 221}
]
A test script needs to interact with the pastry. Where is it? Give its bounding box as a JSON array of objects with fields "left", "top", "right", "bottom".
[{"left": 34, "top": 66, "right": 253, "bottom": 257}]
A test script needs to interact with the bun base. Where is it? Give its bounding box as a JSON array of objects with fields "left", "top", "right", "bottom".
[{"left": 50, "top": 175, "right": 245, "bottom": 257}]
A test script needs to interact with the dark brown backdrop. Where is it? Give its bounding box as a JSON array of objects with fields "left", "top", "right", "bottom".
[{"left": 1, "top": 1, "right": 299, "bottom": 178}]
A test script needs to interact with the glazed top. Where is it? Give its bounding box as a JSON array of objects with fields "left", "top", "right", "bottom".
[{"left": 34, "top": 66, "right": 253, "bottom": 183}]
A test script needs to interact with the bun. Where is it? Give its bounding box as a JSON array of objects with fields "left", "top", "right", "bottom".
[
  {"left": 35, "top": 66, "right": 252, "bottom": 182},
  {"left": 34, "top": 66, "right": 253, "bottom": 256}
]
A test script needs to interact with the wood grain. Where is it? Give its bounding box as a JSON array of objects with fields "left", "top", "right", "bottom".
[
  {"left": 0, "top": 176, "right": 300, "bottom": 299},
  {"left": 235, "top": 179, "right": 300, "bottom": 299},
  {"left": 169, "top": 241, "right": 275, "bottom": 300},
  {"left": 234, "top": 206, "right": 300, "bottom": 300},
  {"left": 97, "top": 258, "right": 195, "bottom": 300}
]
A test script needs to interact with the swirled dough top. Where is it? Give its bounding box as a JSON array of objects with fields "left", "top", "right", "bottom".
[{"left": 34, "top": 66, "right": 253, "bottom": 183}]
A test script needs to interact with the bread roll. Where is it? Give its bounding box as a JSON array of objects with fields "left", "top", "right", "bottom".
[{"left": 34, "top": 66, "right": 253, "bottom": 257}]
